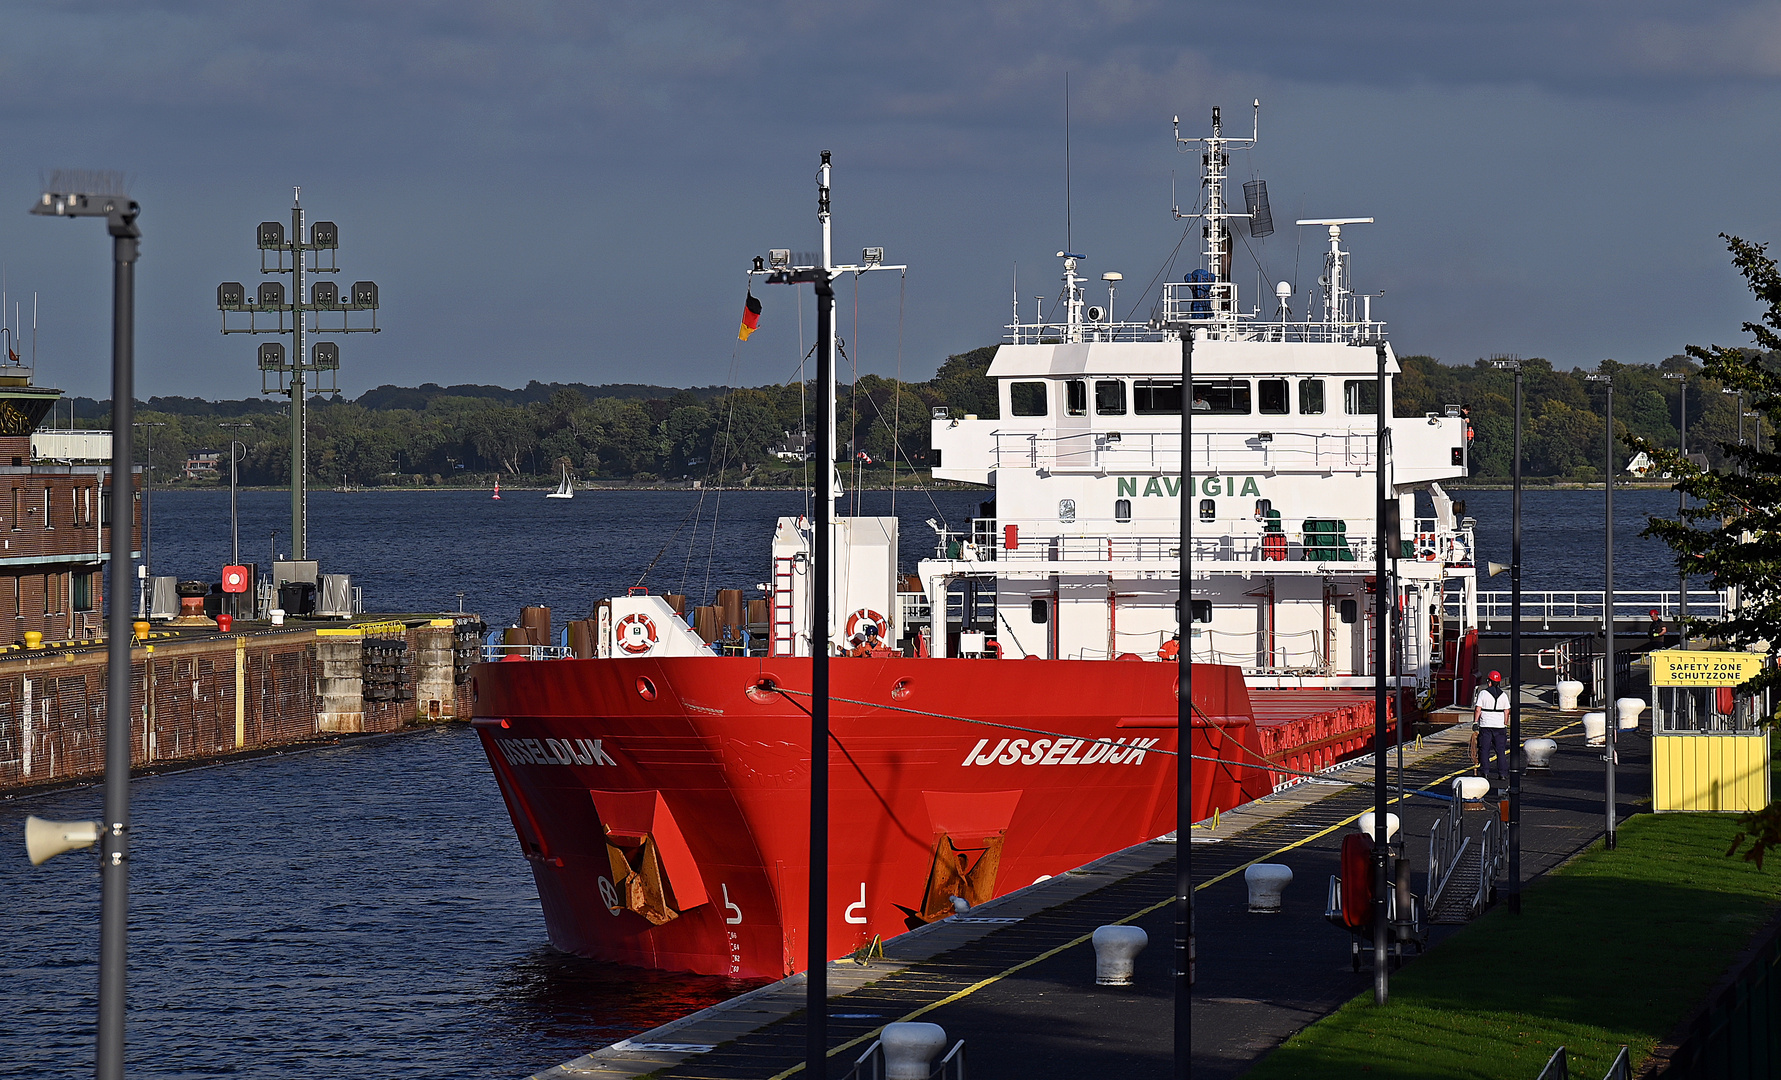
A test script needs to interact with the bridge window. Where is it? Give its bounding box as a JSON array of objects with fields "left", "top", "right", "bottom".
[
  {"left": 1184, "top": 380, "right": 1242, "bottom": 414},
  {"left": 1199, "top": 498, "right": 1215, "bottom": 522},
  {"left": 1343, "top": 379, "right": 1379, "bottom": 416},
  {"left": 1339, "top": 598, "right": 1359, "bottom": 624},
  {"left": 1030, "top": 598, "right": 1050, "bottom": 624},
  {"left": 1065, "top": 380, "right": 1087, "bottom": 416},
  {"left": 1095, "top": 380, "right": 1126, "bottom": 415},
  {"left": 1299, "top": 379, "right": 1325, "bottom": 415},
  {"left": 1011, "top": 381, "right": 1048, "bottom": 416},
  {"left": 1258, "top": 379, "right": 1288, "bottom": 415},
  {"left": 1114, "top": 498, "right": 1132, "bottom": 522}
]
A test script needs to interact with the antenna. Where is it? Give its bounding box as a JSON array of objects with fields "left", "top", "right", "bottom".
[
  {"left": 1064, "top": 73, "right": 1073, "bottom": 255},
  {"left": 1294, "top": 218, "right": 1374, "bottom": 326}
]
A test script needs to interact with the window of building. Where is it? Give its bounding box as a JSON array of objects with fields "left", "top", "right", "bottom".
[
  {"left": 1299, "top": 379, "right": 1325, "bottom": 415},
  {"left": 9, "top": 489, "right": 17, "bottom": 531},
  {"left": 1185, "top": 380, "right": 1243, "bottom": 414},
  {"left": 1010, "top": 381, "right": 1049, "bottom": 417},
  {"left": 9, "top": 576, "right": 17, "bottom": 617},
  {"left": 1343, "top": 379, "right": 1379, "bottom": 416},
  {"left": 43, "top": 489, "right": 52, "bottom": 529},
  {"left": 1095, "top": 380, "right": 1127, "bottom": 415},
  {"left": 44, "top": 573, "right": 53, "bottom": 615},
  {"left": 1114, "top": 498, "right": 1132, "bottom": 522},
  {"left": 1339, "top": 598, "right": 1359, "bottom": 624},
  {"left": 1065, "top": 380, "right": 1087, "bottom": 417},
  {"left": 73, "top": 571, "right": 92, "bottom": 612},
  {"left": 1258, "top": 379, "right": 1289, "bottom": 415},
  {"left": 1030, "top": 598, "right": 1050, "bottom": 624},
  {"left": 1199, "top": 498, "right": 1215, "bottom": 522}
]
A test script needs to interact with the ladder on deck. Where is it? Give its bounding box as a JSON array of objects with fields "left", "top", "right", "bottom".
[
  {"left": 770, "top": 556, "right": 795, "bottom": 656},
  {"left": 1431, "top": 843, "right": 1484, "bottom": 924}
]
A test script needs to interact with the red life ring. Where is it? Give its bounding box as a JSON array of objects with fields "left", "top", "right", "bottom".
[
  {"left": 615, "top": 613, "right": 659, "bottom": 655},
  {"left": 845, "top": 608, "right": 887, "bottom": 640}
]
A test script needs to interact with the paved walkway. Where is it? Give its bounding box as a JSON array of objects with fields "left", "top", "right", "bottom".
[{"left": 534, "top": 703, "right": 1648, "bottom": 1080}]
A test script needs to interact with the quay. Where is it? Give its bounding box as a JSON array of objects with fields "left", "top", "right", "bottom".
[
  {"left": 0, "top": 615, "right": 483, "bottom": 792},
  {"left": 531, "top": 696, "right": 1643, "bottom": 1080}
]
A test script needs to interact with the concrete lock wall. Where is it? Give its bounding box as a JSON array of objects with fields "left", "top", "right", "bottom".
[{"left": 0, "top": 621, "right": 476, "bottom": 792}]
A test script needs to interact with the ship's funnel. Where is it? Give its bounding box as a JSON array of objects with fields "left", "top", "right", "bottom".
[{"left": 1243, "top": 179, "right": 1274, "bottom": 238}]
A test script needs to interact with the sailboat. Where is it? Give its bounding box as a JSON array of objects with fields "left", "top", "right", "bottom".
[
  {"left": 492, "top": 479, "right": 502, "bottom": 500},
  {"left": 546, "top": 463, "right": 574, "bottom": 500}
]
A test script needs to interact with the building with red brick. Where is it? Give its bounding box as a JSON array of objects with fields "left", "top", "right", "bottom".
[{"left": 0, "top": 363, "right": 140, "bottom": 641}]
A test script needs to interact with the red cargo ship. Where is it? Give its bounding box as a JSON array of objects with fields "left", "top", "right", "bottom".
[{"left": 469, "top": 113, "right": 1473, "bottom": 976}]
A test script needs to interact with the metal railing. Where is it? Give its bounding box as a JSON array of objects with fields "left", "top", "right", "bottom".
[
  {"left": 479, "top": 643, "right": 574, "bottom": 662},
  {"left": 1427, "top": 792, "right": 1468, "bottom": 910},
  {"left": 1475, "top": 816, "right": 1507, "bottom": 916},
  {"left": 843, "top": 1038, "right": 967, "bottom": 1080},
  {"left": 984, "top": 429, "right": 1384, "bottom": 474},
  {"left": 1535, "top": 1044, "right": 1631, "bottom": 1080},
  {"left": 1462, "top": 590, "right": 1731, "bottom": 625},
  {"left": 1003, "top": 280, "right": 1386, "bottom": 346}
]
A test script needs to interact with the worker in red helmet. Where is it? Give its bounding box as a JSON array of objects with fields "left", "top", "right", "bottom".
[
  {"left": 1647, "top": 608, "right": 1668, "bottom": 643},
  {"left": 1474, "top": 670, "right": 1510, "bottom": 785}
]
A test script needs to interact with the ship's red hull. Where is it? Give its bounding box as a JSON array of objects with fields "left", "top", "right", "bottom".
[{"left": 469, "top": 656, "right": 1270, "bottom": 977}]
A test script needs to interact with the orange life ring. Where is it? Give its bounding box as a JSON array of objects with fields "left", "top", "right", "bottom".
[
  {"left": 615, "top": 613, "right": 659, "bottom": 655},
  {"left": 845, "top": 608, "right": 888, "bottom": 640}
]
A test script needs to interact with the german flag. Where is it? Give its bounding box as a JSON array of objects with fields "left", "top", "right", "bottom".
[{"left": 738, "top": 292, "right": 762, "bottom": 341}]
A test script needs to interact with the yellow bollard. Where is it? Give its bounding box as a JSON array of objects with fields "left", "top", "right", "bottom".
[
  {"left": 132, "top": 620, "right": 150, "bottom": 642},
  {"left": 23, "top": 630, "right": 42, "bottom": 649}
]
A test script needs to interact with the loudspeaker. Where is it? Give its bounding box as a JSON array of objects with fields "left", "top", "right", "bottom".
[
  {"left": 1487, "top": 561, "right": 1510, "bottom": 578},
  {"left": 25, "top": 816, "right": 99, "bottom": 866}
]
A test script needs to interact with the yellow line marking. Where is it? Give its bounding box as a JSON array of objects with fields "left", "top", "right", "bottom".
[{"left": 765, "top": 718, "right": 1582, "bottom": 1078}]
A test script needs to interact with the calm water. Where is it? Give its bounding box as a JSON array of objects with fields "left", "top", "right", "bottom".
[{"left": 2, "top": 483, "right": 1683, "bottom": 1077}]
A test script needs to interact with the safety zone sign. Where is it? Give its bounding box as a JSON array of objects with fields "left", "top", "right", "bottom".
[{"left": 1650, "top": 650, "right": 1767, "bottom": 687}]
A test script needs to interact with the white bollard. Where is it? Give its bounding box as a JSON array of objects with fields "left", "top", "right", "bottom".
[
  {"left": 882, "top": 1022, "right": 949, "bottom": 1080},
  {"left": 1455, "top": 776, "right": 1491, "bottom": 801},
  {"left": 1616, "top": 697, "right": 1646, "bottom": 730},
  {"left": 1582, "top": 711, "right": 1607, "bottom": 747},
  {"left": 1524, "top": 737, "right": 1558, "bottom": 769},
  {"left": 1092, "top": 924, "right": 1149, "bottom": 985},
  {"left": 270, "top": 607, "right": 286, "bottom": 627},
  {"left": 1557, "top": 680, "right": 1584, "bottom": 710},
  {"left": 1244, "top": 863, "right": 1293, "bottom": 912},
  {"left": 1356, "top": 811, "right": 1400, "bottom": 843}
]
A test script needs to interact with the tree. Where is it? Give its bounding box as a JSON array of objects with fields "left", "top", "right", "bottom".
[{"left": 1635, "top": 234, "right": 1781, "bottom": 866}]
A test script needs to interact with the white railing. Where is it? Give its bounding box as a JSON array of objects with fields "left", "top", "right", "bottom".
[
  {"left": 1457, "top": 590, "right": 1731, "bottom": 625},
  {"left": 986, "top": 429, "right": 1382, "bottom": 474},
  {"left": 1003, "top": 280, "right": 1388, "bottom": 347},
  {"left": 480, "top": 644, "right": 574, "bottom": 662}
]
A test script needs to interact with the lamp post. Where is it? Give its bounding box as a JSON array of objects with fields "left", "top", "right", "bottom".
[
  {"left": 1664, "top": 370, "right": 1688, "bottom": 645},
  {"left": 753, "top": 152, "right": 903, "bottom": 1080},
  {"left": 1490, "top": 357, "right": 1524, "bottom": 912},
  {"left": 1177, "top": 324, "right": 1194, "bottom": 1074},
  {"left": 1585, "top": 371, "right": 1617, "bottom": 850},
  {"left": 1367, "top": 337, "right": 1391, "bottom": 1004},
  {"left": 29, "top": 172, "right": 139, "bottom": 1080}
]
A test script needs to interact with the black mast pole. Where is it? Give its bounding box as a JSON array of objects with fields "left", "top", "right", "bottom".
[
  {"left": 1509, "top": 364, "right": 1523, "bottom": 913},
  {"left": 1175, "top": 327, "right": 1193, "bottom": 1078},
  {"left": 807, "top": 273, "right": 834, "bottom": 1076},
  {"left": 1372, "top": 340, "right": 1390, "bottom": 1004},
  {"left": 1604, "top": 375, "right": 1617, "bottom": 850}
]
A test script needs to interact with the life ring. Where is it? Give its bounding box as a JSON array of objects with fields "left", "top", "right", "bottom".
[
  {"left": 845, "top": 608, "right": 887, "bottom": 640},
  {"left": 615, "top": 613, "right": 659, "bottom": 655}
]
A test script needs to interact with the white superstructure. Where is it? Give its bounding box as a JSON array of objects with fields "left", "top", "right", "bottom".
[{"left": 918, "top": 107, "right": 1478, "bottom": 695}]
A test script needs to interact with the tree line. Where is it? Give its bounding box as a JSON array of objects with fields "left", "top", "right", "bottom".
[{"left": 56, "top": 344, "right": 1767, "bottom": 487}]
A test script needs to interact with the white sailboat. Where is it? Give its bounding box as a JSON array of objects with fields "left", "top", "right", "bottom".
[{"left": 546, "top": 463, "right": 574, "bottom": 499}]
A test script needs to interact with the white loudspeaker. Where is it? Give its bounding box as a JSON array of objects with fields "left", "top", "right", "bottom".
[
  {"left": 1086, "top": 305, "right": 1105, "bottom": 321},
  {"left": 25, "top": 816, "right": 100, "bottom": 866},
  {"left": 1487, "top": 562, "right": 1509, "bottom": 578}
]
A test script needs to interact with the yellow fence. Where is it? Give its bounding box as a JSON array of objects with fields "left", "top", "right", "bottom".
[{"left": 1654, "top": 734, "right": 1771, "bottom": 812}]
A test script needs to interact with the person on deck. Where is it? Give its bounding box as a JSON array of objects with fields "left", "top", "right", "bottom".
[
  {"left": 1474, "top": 670, "right": 1511, "bottom": 785},
  {"left": 1158, "top": 633, "right": 1181, "bottom": 661},
  {"left": 863, "top": 624, "right": 884, "bottom": 653},
  {"left": 1647, "top": 608, "right": 1669, "bottom": 644},
  {"left": 847, "top": 632, "right": 871, "bottom": 658}
]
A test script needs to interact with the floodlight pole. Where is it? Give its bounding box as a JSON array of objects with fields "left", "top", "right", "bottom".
[
  {"left": 1490, "top": 358, "right": 1525, "bottom": 913},
  {"left": 290, "top": 197, "right": 308, "bottom": 559},
  {"left": 1665, "top": 370, "right": 1688, "bottom": 645},
  {"left": 31, "top": 182, "right": 140, "bottom": 1080}
]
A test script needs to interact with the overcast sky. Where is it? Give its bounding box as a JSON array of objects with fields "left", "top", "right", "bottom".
[{"left": 1, "top": 1, "right": 1779, "bottom": 400}]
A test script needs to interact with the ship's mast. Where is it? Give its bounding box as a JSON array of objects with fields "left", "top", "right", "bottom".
[
  {"left": 1174, "top": 103, "right": 1259, "bottom": 326},
  {"left": 819, "top": 155, "right": 839, "bottom": 515}
]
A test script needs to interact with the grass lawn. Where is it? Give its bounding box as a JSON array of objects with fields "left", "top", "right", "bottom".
[{"left": 1245, "top": 812, "right": 1781, "bottom": 1080}]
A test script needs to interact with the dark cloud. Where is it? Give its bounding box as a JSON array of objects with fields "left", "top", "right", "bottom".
[{"left": 0, "top": 2, "right": 1777, "bottom": 398}]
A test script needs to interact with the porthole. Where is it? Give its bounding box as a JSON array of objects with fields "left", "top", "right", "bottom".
[{"left": 636, "top": 676, "right": 658, "bottom": 700}]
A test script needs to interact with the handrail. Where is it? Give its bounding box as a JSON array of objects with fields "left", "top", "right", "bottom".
[
  {"left": 1536, "top": 1046, "right": 1568, "bottom": 1080},
  {"left": 1458, "top": 590, "right": 1730, "bottom": 624},
  {"left": 479, "top": 644, "right": 574, "bottom": 662}
]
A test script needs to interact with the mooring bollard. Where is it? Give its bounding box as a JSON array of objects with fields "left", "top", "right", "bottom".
[
  {"left": 1455, "top": 776, "right": 1490, "bottom": 801},
  {"left": 1615, "top": 697, "right": 1646, "bottom": 730},
  {"left": 881, "top": 1022, "right": 948, "bottom": 1080},
  {"left": 1582, "top": 711, "right": 1606, "bottom": 747},
  {"left": 1524, "top": 737, "right": 1558, "bottom": 769},
  {"left": 1244, "top": 863, "right": 1293, "bottom": 912},
  {"left": 1557, "top": 680, "right": 1584, "bottom": 710},
  {"left": 1356, "top": 811, "right": 1400, "bottom": 842},
  {"left": 1092, "top": 924, "right": 1148, "bottom": 985}
]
